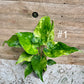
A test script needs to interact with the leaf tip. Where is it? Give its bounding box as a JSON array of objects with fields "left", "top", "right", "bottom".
[
  {"left": 15, "top": 62, "right": 18, "bottom": 65},
  {"left": 2, "top": 41, "right": 7, "bottom": 46},
  {"left": 24, "top": 75, "right": 27, "bottom": 79},
  {"left": 40, "top": 77, "right": 44, "bottom": 82}
]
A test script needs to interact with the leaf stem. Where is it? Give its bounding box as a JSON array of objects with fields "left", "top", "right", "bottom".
[
  {"left": 39, "top": 46, "right": 41, "bottom": 55},
  {"left": 38, "top": 44, "right": 41, "bottom": 57}
]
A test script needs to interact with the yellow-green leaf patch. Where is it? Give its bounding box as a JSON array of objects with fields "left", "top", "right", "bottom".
[
  {"left": 43, "top": 42, "right": 79, "bottom": 58},
  {"left": 16, "top": 32, "right": 38, "bottom": 55},
  {"left": 16, "top": 51, "right": 33, "bottom": 64}
]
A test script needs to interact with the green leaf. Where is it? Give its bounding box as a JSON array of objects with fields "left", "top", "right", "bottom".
[
  {"left": 43, "top": 42, "right": 79, "bottom": 58},
  {"left": 3, "top": 35, "right": 21, "bottom": 48},
  {"left": 16, "top": 51, "right": 33, "bottom": 64},
  {"left": 43, "top": 66, "right": 47, "bottom": 72},
  {"left": 21, "top": 61, "right": 29, "bottom": 65},
  {"left": 24, "top": 63, "right": 33, "bottom": 78},
  {"left": 47, "top": 20, "right": 54, "bottom": 42},
  {"left": 32, "top": 36, "right": 40, "bottom": 44},
  {"left": 47, "top": 59, "right": 56, "bottom": 65},
  {"left": 47, "top": 41, "right": 55, "bottom": 49},
  {"left": 16, "top": 32, "right": 38, "bottom": 55},
  {"left": 31, "top": 35, "right": 42, "bottom": 47},
  {"left": 31, "top": 55, "right": 47, "bottom": 81},
  {"left": 34, "top": 16, "right": 54, "bottom": 45}
]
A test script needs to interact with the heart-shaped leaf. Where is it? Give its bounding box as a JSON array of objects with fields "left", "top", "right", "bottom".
[
  {"left": 16, "top": 32, "right": 38, "bottom": 55},
  {"left": 24, "top": 63, "right": 33, "bottom": 78},
  {"left": 16, "top": 51, "right": 33, "bottom": 64},
  {"left": 34, "top": 16, "right": 54, "bottom": 45},
  {"left": 31, "top": 55, "right": 47, "bottom": 81},
  {"left": 43, "top": 42, "right": 79, "bottom": 58},
  {"left": 3, "top": 35, "right": 21, "bottom": 48}
]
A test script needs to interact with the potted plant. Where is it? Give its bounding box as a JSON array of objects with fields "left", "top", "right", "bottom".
[{"left": 3, "top": 16, "right": 79, "bottom": 82}]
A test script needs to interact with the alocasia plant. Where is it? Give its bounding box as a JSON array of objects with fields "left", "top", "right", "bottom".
[{"left": 3, "top": 16, "right": 79, "bottom": 82}]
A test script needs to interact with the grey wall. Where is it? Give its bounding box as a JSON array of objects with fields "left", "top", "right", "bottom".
[{"left": 0, "top": 59, "right": 84, "bottom": 84}]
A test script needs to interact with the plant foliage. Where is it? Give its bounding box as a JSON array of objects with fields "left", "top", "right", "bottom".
[{"left": 3, "top": 16, "right": 79, "bottom": 82}]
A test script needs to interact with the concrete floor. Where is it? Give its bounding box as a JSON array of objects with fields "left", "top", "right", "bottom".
[{"left": 0, "top": 59, "right": 84, "bottom": 84}]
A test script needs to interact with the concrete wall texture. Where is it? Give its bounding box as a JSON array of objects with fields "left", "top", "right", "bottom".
[{"left": 0, "top": 59, "right": 84, "bottom": 84}]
